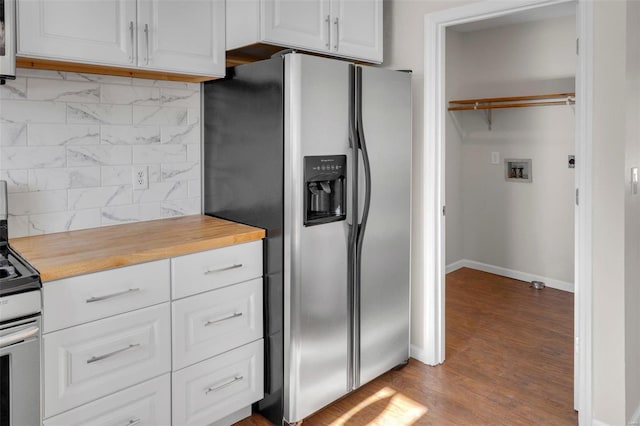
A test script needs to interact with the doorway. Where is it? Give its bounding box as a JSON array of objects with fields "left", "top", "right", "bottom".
[{"left": 423, "top": 0, "right": 593, "bottom": 424}]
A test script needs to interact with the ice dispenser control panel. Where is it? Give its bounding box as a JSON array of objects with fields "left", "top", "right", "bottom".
[{"left": 304, "top": 155, "right": 346, "bottom": 226}]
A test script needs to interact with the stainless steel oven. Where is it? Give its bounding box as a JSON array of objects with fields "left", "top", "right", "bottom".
[
  {"left": 0, "top": 316, "right": 41, "bottom": 426},
  {"left": 0, "top": 0, "right": 16, "bottom": 83},
  {"left": 0, "top": 181, "right": 42, "bottom": 426}
]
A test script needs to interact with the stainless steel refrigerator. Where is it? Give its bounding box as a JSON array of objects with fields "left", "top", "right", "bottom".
[{"left": 203, "top": 52, "right": 411, "bottom": 425}]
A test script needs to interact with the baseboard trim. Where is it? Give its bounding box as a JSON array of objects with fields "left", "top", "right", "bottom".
[
  {"left": 629, "top": 401, "right": 640, "bottom": 425},
  {"left": 410, "top": 344, "right": 439, "bottom": 366},
  {"left": 445, "top": 259, "right": 574, "bottom": 293}
]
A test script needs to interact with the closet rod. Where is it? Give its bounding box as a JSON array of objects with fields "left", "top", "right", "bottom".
[
  {"left": 448, "top": 99, "right": 575, "bottom": 111},
  {"left": 448, "top": 92, "right": 575, "bottom": 105}
]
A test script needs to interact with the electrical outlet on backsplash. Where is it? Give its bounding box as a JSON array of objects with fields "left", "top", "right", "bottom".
[{"left": 0, "top": 68, "right": 203, "bottom": 238}]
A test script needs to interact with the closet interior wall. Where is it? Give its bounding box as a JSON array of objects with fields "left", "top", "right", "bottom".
[{"left": 445, "top": 15, "right": 576, "bottom": 289}]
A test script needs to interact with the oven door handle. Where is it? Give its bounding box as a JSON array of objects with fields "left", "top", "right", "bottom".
[{"left": 0, "top": 325, "right": 39, "bottom": 349}]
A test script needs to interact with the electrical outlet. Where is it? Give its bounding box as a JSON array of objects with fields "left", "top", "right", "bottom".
[
  {"left": 491, "top": 152, "right": 500, "bottom": 165},
  {"left": 133, "top": 166, "right": 148, "bottom": 190}
]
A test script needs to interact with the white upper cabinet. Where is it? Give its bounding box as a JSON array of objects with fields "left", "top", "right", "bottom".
[
  {"left": 17, "top": 0, "right": 225, "bottom": 77},
  {"left": 261, "top": 0, "right": 330, "bottom": 53},
  {"left": 17, "top": 0, "right": 136, "bottom": 66},
  {"left": 137, "top": 0, "right": 225, "bottom": 76},
  {"left": 229, "top": 0, "right": 382, "bottom": 63},
  {"left": 332, "top": 0, "right": 382, "bottom": 62}
]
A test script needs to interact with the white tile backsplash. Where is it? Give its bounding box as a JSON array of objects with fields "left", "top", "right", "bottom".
[
  {"left": 28, "top": 124, "right": 100, "bottom": 146},
  {"left": 28, "top": 79, "right": 100, "bottom": 103},
  {"left": 0, "top": 123, "right": 27, "bottom": 146},
  {"left": 0, "top": 69, "right": 202, "bottom": 237},
  {"left": 133, "top": 106, "right": 188, "bottom": 126},
  {"left": 67, "top": 103, "right": 133, "bottom": 125}
]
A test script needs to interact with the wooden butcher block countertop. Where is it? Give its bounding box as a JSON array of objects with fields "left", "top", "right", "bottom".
[{"left": 10, "top": 215, "right": 265, "bottom": 282}]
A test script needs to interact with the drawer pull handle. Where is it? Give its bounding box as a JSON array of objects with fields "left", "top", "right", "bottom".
[
  {"left": 87, "top": 343, "right": 141, "bottom": 364},
  {"left": 204, "top": 312, "right": 243, "bottom": 327},
  {"left": 125, "top": 418, "right": 141, "bottom": 426},
  {"left": 204, "top": 264, "right": 243, "bottom": 275},
  {"left": 204, "top": 375, "right": 244, "bottom": 394},
  {"left": 86, "top": 288, "right": 141, "bottom": 303}
]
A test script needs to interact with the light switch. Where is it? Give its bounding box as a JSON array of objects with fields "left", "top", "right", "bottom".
[
  {"left": 632, "top": 167, "right": 638, "bottom": 195},
  {"left": 491, "top": 152, "right": 500, "bottom": 165}
]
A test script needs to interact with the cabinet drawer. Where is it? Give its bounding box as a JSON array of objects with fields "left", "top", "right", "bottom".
[
  {"left": 43, "top": 374, "right": 170, "bottom": 426},
  {"left": 43, "top": 259, "right": 170, "bottom": 333},
  {"left": 172, "top": 278, "right": 263, "bottom": 370},
  {"left": 44, "top": 303, "right": 171, "bottom": 418},
  {"left": 171, "top": 241, "right": 262, "bottom": 299},
  {"left": 172, "top": 340, "right": 264, "bottom": 426}
]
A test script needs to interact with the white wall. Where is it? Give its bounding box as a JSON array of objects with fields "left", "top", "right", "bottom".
[
  {"left": 387, "top": 0, "right": 636, "bottom": 423},
  {"left": 383, "top": 0, "right": 476, "bottom": 353},
  {"left": 0, "top": 69, "right": 201, "bottom": 238},
  {"left": 445, "top": 17, "right": 576, "bottom": 286},
  {"left": 444, "top": 29, "right": 465, "bottom": 265},
  {"left": 591, "top": 1, "right": 627, "bottom": 423}
]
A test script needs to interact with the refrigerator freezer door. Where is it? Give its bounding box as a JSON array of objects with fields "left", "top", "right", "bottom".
[
  {"left": 283, "top": 54, "right": 351, "bottom": 424},
  {"left": 357, "top": 66, "right": 412, "bottom": 386}
]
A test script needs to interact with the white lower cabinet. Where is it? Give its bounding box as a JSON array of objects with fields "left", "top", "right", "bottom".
[
  {"left": 43, "top": 303, "right": 171, "bottom": 418},
  {"left": 172, "top": 278, "right": 263, "bottom": 370},
  {"left": 172, "top": 340, "right": 264, "bottom": 426},
  {"left": 43, "top": 374, "right": 171, "bottom": 426},
  {"left": 42, "top": 241, "right": 265, "bottom": 425}
]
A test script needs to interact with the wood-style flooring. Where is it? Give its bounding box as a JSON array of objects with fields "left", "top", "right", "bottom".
[{"left": 236, "top": 267, "right": 577, "bottom": 425}]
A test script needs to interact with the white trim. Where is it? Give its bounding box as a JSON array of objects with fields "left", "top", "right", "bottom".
[
  {"left": 445, "top": 259, "right": 574, "bottom": 293},
  {"left": 423, "top": 0, "right": 592, "bottom": 422},
  {"left": 629, "top": 402, "right": 640, "bottom": 426},
  {"left": 445, "top": 259, "right": 466, "bottom": 274},
  {"left": 575, "top": 0, "right": 593, "bottom": 423},
  {"left": 409, "top": 344, "right": 430, "bottom": 365}
]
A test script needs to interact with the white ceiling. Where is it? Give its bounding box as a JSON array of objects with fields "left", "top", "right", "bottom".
[{"left": 449, "top": 2, "right": 576, "bottom": 33}]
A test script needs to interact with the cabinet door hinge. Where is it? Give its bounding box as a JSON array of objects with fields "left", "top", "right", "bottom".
[
  {"left": 442, "top": 206, "right": 446, "bottom": 216},
  {"left": 576, "top": 188, "right": 579, "bottom": 206}
]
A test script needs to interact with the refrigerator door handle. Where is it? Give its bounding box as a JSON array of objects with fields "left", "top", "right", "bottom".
[
  {"left": 353, "top": 66, "right": 373, "bottom": 390},
  {"left": 347, "top": 64, "right": 359, "bottom": 392}
]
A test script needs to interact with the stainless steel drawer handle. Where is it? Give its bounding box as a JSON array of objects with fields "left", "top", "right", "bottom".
[
  {"left": 129, "top": 21, "right": 135, "bottom": 63},
  {"left": 0, "top": 325, "right": 39, "bottom": 349},
  {"left": 86, "top": 288, "right": 141, "bottom": 303},
  {"left": 144, "top": 23, "right": 150, "bottom": 65},
  {"left": 125, "top": 418, "right": 141, "bottom": 426},
  {"left": 325, "top": 15, "right": 331, "bottom": 48},
  {"left": 204, "top": 375, "right": 244, "bottom": 394},
  {"left": 87, "top": 343, "right": 141, "bottom": 364},
  {"left": 204, "top": 264, "right": 243, "bottom": 275},
  {"left": 204, "top": 312, "right": 242, "bottom": 327}
]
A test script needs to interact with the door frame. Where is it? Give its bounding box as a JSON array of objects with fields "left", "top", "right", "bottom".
[{"left": 422, "top": 0, "right": 592, "bottom": 423}]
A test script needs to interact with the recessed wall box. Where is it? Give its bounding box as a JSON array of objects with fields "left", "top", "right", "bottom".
[{"left": 505, "top": 159, "right": 532, "bottom": 182}]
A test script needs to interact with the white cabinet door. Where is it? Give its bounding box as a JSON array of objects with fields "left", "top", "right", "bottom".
[
  {"left": 43, "top": 259, "right": 170, "bottom": 333},
  {"left": 137, "top": 0, "right": 225, "bottom": 76},
  {"left": 261, "top": 0, "right": 330, "bottom": 53},
  {"left": 43, "top": 374, "right": 171, "bottom": 426},
  {"left": 43, "top": 303, "right": 171, "bottom": 418},
  {"left": 17, "top": 0, "right": 136, "bottom": 66},
  {"left": 332, "top": 0, "right": 382, "bottom": 62},
  {"left": 172, "top": 340, "right": 264, "bottom": 426},
  {"left": 171, "top": 241, "right": 263, "bottom": 300},
  {"left": 172, "top": 278, "right": 263, "bottom": 370}
]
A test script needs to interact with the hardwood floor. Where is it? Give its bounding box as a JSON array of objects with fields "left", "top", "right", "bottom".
[{"left": 236, "top": 268, "right": 577, "bottom": 425}]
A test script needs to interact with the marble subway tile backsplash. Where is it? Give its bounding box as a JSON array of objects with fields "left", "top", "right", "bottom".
[{"left": 0, "top": 69, "right": 202, "bottom": 238}]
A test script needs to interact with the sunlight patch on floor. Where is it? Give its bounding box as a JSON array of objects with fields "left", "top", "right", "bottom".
[{"left": 326, "top": 387, "right": 428, "bottom": 425}]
